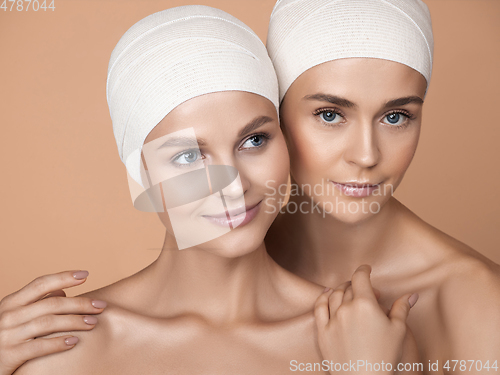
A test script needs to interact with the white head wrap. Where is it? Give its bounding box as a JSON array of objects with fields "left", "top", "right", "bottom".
[
  {"left": 266, "top": 0, "right": 434, "bottom": 102},
  {"left": 106, "top": 5, "right": 279, "bottom": 189}
]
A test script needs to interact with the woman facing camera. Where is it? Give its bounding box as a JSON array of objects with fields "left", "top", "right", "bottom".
[
  {"left": 264, "top": 0, "right": 500, "bottom": 371},
  {"left": 4, "top": 5, "right": 419, "bottom": 375}
]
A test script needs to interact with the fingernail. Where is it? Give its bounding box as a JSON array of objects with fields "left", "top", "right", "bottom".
[
  {"left": 408, "top": 293, "right": 419, "bottom": 308},
  {"left": 91, "top": 300, "right": 107, "bottom": 309},
  {"left": 65, "top": 336, "right": 79, "bottom": 346},
  {"left": 83, "top": 316, "right": 98, "bottom": 325},
  {"left": 73, "top": 271, "right": 89, "bottom": 280},
  {"left": 324, "top": 287, "right": 331, "bottom": 292}
]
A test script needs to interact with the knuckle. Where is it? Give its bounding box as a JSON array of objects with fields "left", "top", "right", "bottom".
[
  {"left": 0, "top": 294, "right": 13, "bottom": 312},
  {"left": 31, "top": 276, "right": 47, "bottom": 294},
  {"left": 0, "top": 310, "right": 15, "bottom": 329}
]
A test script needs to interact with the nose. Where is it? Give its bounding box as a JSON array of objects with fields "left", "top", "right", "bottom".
[
  {"left": 343, "top": 119, "right": 381, "bottom": 169},
  {"left": 205, "top": 156, "right": 249, "bottom": 201}
]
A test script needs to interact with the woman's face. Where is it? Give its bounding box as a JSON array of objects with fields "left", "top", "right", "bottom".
[
  {"left": 141, "top": 91, "right": 289, "bottom": 256},
  {"left": 280, "top": 58, "right": 427, "bottom": 223}
]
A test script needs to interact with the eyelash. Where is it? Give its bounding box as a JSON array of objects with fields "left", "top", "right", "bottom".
[
  {"left": 313, "top": 108, "right": 345, "bottom": 127},
  {"left": 170, "top": 132, "right": 272, "bottom": 168},
  {"left": 238, "top": 132, "right": 271, "bottom": 150},
  {"left": 312, "top": 108, "right": 416, "bottom": 129},
  {"left": 171, "top": 148, "right": 204, "bottom": 169}
]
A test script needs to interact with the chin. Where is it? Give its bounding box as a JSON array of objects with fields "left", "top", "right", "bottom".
[
  {"left": 195, "top": 216, "right": 272, "bottom": 258},
  {"left": 316, "top": 195, "right": 390, "bottom": 225}
]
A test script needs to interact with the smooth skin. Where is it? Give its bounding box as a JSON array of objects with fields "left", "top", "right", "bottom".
[
  {"left": 8, "top": 91, "right": 419, "bottom": 375},
  {"left": 265, "top": 58, "right": 500, "bottom": 374},
  {"left": 0, "top": 271, "right": 106, "bottom": 375}
]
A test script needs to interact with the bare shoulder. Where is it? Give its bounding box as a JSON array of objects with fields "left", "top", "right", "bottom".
[
  {"left": 13, "top": 286, "right": 125, "bottom": 375},
  {"left": 432, "top": 236, "right": 500, "bottom": 357}
]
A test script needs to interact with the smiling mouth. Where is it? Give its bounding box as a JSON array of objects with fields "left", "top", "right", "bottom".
[{"left": 201, "top": 200, "right": 262, "bottom": 228}]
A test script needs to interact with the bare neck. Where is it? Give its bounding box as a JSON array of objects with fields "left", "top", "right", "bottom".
[
  {"left": 266, "top": 195, "right": 416, "bottom": 287},
  {"left": 121, "top": 234, "right": 321, "bottom": 325}
]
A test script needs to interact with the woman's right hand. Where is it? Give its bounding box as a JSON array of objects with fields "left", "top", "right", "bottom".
[
  {"left": 314, "top": 264, "right": 419, "bottom": 375},
  {"left": 0, "top": 270, "right": 107, "bottom": 375}
]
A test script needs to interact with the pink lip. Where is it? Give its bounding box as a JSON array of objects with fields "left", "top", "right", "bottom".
[
  {"left": 202, "top": 200, "right": 262, "bottom": 228},
  {"left": 330, "top": 180, "right": 381, "bottom": 198}
]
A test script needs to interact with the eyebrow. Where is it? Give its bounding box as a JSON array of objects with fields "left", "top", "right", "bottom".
[
  {"left": 304, "top": 93, "right": 423, "bottom": 109},
  {"left": 237, "top": 115, "right": 274, "bottom": 137},
  {"left": 157, "top": 136, "right": 207, "bottom": 149},
  {"left": 155, "top": 115, "right": 273, "bottom": 150},
  {"left": 383, "top": 96, "right": 424, "bottom": 108},
  {"left": 303, "top": 94, "right": 357, "bottom": 108}
]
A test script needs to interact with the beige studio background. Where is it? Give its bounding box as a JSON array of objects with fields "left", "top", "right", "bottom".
[{"left": 0, "top": 0, "right": 499, "bottom": 299}]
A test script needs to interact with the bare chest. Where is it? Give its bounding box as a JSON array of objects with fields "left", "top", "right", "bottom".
[{"left": 87, "top": 321, "right": 327, "bottom": 375}]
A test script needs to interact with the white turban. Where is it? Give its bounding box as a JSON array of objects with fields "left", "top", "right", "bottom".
[
  {"left": 266, "top": 0, "right": 434, "bottom": 102},
  {"left": 106, "top": 5, "right": 279, "bottom": 189}
]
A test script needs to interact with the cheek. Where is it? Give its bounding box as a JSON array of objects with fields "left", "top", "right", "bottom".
[
  {"left": 380, "top": 128, "right": 420, "bottom": 180},
  {"left": 284, "top": 115, "right": 343, "bottom": 179},
  {"left": 263, "top": 134, "right": 290, "bottom": 187},
  {"left": 243, "top": 134, "right": 290, "bottom": 201}
]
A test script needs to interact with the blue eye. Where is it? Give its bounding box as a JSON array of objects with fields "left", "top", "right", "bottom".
[
  {"left": 316, "top": 109, "right": 344, "bottom": 125},
  {"left": 386, "top": 113, "right": 401, "bottom": 124},
  {"left": 383, "top": 112, "right": 410, "bottom": 127},
  {"left": 241, "top": 134, "right": 267, "bottom": 149},
  {"left": 173, "top": 149, "right": 202, "bottom": 166},
  {"left": 322, "top": 111, "right": 337, "bottom": 122}
]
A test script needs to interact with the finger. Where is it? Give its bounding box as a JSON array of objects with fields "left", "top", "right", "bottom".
[
  {"left": 1, "top": 296, "right": 107, "bottom": 330},
  {"left": 343, "top": 285, "right": 353, "bottom": 303},
  {"left": 350, "top": 264, "right": 377, "bottom": 302},
  {"left": 40, "top": 289, "right": 66, "bottom": 300},
  {"left": 373, "top": 287, "right": 381, "bottom": 300},
  {"left": 2, "top": 270, "right": 89, "bottom": 308},
  {"left": 20, "top": 313, "right": 98, "bottom": 340},
  {"left": 389, "top": 293, "right": 417, "bottom": 326},
  {"left": 11, "top": 335, "right": 79, "bottom": 368},
  {"left": 314, "top": 287, "right": 334, "bottom": 329},
  {"left": 399, "top": 325, "right": 420, "bottom": 366},
  {"left": 329, "top": 281, "right": 351, "bottom": 318}
]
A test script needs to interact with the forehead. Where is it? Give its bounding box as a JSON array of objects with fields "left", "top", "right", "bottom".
[
  {"left": 145, "top": 91, "right": 277, "bottom": 144},
  {"left": 290, "top": 58, "right": 427, "bottom": 101}
]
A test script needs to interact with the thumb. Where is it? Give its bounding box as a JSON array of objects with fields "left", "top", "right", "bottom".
[{"left": 389, "top": 293, "right": 418, "bottom": 324}]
